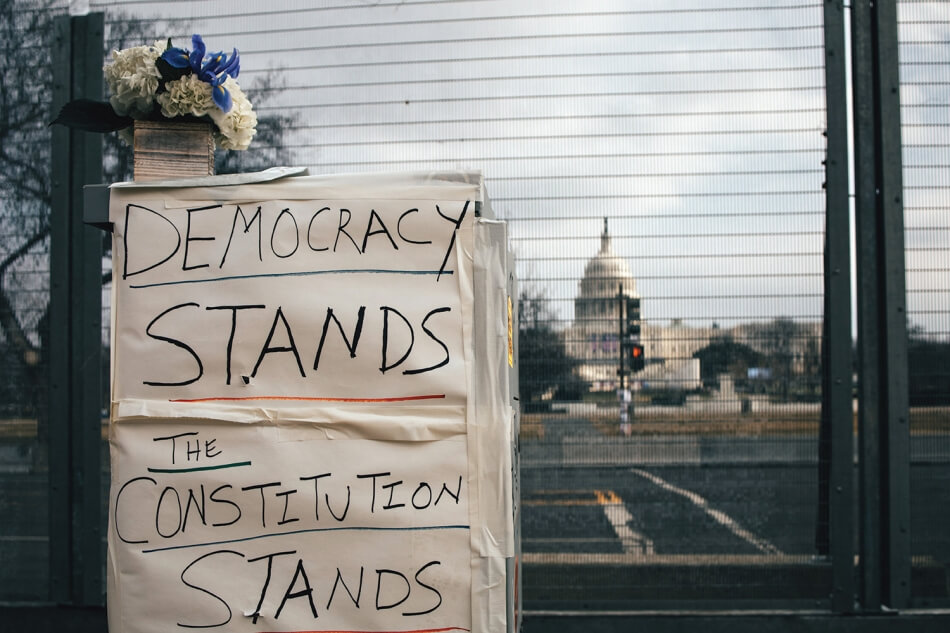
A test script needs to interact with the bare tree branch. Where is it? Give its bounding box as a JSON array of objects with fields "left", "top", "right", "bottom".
[
  {"left": 0, "top": 1, "right": 297, "bottom": 410},
  {"left": 0, "top": 226, "right": 49, "bottom": 364}
]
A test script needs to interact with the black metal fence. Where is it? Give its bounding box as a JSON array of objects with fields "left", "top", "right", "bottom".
[
  {"left": 0, "top": 0, "right": 948, "bottom": 630},
  {"left": 900, "top": 0, "right": 950, "bottom": 611}
]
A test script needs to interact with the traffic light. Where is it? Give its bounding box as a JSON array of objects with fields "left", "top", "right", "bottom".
[
  {"left": 625, "top": 297, "right": 641, "bottom": 337},
  {"left": 629, "top": 342, "right": 645, "bottom": 372}
]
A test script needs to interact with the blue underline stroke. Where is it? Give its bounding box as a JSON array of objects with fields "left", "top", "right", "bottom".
[
  {"left": 128, "top": 268, "right": 454, "bottom": 289},
  {"left": 141, "top": 524, "right": 470, "bottom": 554}
]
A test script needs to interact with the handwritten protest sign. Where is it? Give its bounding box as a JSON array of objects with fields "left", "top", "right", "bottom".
[
  {"left": 107, "top": 172, "right": 514, "bottom": 633},
  {"left": 113, "top": 195, "right": 470, "bottom": 405}
]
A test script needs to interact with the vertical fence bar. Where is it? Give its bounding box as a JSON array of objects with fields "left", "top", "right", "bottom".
[
  {"left": 851, "top": 0, "right": 910, "bottom": 610},
  {"left": 48, "top": 13, "right": 104, "bottom": 607},
  {"left": 822, "top": 0, "right": 855, "bottom": 614},
  {"left": 48, "top": 14, "right": 73, "bottom": 606},
  {"left": 71, "top": 13, "right": 105, "bottom": 607},
  {"left": 872, "top": 0, "right": 911, "bottom": 609},
  {"left": 852, "top": 0, "right": 883, "bottom": 610}
]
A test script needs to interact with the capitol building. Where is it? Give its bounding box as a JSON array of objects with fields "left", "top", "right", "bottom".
[{"left": 565, "top": 220, "right": 820, "bottom": 393}]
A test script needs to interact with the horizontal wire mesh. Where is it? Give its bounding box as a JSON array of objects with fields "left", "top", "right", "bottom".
[
  {"left": 899, "top": 0, "right": 950, "bottom": 607},
  {"left": 83, "top": 0, "right": 832, "bottom": 605}
]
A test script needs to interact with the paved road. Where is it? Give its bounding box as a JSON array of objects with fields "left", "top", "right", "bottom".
[
  {"left": 518, "top": 415, "right": 950, "bottom": 602},
  {"left": 522, "top": 463, "right": 822, "bottom": 557},
  {"left": 521, "top": 416, "right": 950, "bottom": 608}
]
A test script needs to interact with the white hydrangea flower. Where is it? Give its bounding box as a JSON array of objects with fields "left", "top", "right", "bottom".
[
  {"left": 156, "top": 74, "right": 215, "bottom": 118},
  {"left": 103, "top": 42, "right": 163, "bottom": 118},
  {"left": 101, "top": 38, "right": 255, "bottom": 150},
  {"left": 209, "top": 78, "right": 257, "bottom": 150}
]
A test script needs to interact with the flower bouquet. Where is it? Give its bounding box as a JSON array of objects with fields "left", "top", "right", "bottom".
[{"left": 52, "top": 34, "right": 257, "bottom": 151}]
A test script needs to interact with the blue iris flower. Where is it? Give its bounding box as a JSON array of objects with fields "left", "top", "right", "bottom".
[{"left": 161, "top": 34, "right": 241, "bottom": 112}]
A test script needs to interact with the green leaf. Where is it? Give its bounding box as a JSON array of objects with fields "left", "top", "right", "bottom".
[{"left": 49, "top": 99, "right": 133, "bottom": 133}]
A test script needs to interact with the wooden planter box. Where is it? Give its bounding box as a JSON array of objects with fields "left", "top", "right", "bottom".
[{"left": 133, "top": 120, "right": 215, "bottom": 182}]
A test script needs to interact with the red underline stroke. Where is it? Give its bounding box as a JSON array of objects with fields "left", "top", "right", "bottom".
[
  {"left": 169, "top": 394, "right": 447, "bottom": 404},
  {"left": 258, "top": 628, "right": 469, "bottom": 633}
]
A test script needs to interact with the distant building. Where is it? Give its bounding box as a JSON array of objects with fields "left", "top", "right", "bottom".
[
  {"left": 566, "top": 220, "right": 819, "bottom": 393},
  {"left": 565, "top": 218, "right": 639, "bottom": 390}
]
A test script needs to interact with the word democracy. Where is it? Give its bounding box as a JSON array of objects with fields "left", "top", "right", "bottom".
[{"left": 120, "top": 200, "right": 469, "bottom": 282}]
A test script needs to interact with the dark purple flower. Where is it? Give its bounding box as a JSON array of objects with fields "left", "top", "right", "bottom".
[{"left": 159, "top": 34, "right": 241, "bottom": 112}]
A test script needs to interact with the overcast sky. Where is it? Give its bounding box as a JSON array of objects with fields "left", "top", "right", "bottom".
[{"left": 72, "top": 0, "right": 948, "bottom": 336}]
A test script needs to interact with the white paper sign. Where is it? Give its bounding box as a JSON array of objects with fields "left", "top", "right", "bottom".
[{"left": 107, "top": 174, "right": 492, "bottom": 633}]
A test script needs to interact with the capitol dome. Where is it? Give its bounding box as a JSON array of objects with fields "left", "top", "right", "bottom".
[
  {"left": 566, "top": 218, "right": 642, "bottom": 390},
  {"left": 575, "top": 218, "right": 638, "bottom": 322},
  {"left": 566, "top": 219, "right": 715, "bottom": 393}
]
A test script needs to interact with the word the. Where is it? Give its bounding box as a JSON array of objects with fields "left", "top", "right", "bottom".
[{"left": 154, "top": 431, "right": 221, "bottom": 465}]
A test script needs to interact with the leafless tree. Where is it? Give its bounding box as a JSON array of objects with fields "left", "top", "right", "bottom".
[{"left": 0, "top": 0, "right": 297, "bottom": 416}]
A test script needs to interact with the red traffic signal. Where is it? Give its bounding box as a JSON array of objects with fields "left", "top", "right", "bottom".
[{"left": 629, "top": 343, "right": 645, "bottom": 371}]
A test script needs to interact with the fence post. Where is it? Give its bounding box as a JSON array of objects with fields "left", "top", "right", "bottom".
[
  {"left": 48, "top": 12, "right": 104, "bottom": 607},
  {"left": 850, "top": 0, "right": 911, "bottom": 611},
  {"left": 821, "top": 0, "right": 855, "bottom": 614}
]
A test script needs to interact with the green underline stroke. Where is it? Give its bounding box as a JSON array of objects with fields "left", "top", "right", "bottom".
[{"left": 147, "top": 460, "right": 252, "bottom": 474}]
